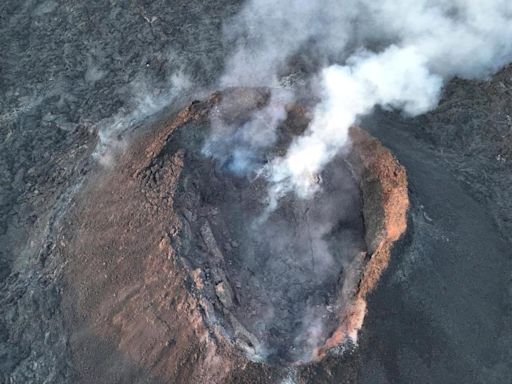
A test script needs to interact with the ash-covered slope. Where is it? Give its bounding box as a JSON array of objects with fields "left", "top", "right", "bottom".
[
  {"left": 0, "top": 2, "right": 236, "bottom": 382},
  {"left": 57, "top": 88, "right": 407, "bottom": 382},
  {"left": 1, "top": 1, "right": 511, "bottom": 383}
]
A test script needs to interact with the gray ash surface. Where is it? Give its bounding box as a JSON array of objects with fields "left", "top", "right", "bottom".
[{"left": 1, "top": 2, "right": 511, "bottom": 384}]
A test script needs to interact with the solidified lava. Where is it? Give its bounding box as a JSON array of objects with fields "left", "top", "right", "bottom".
[
  {"left": 135, "top": 88, "right": 409, "bottom": 365},
  {"left": 62, "top": 87, "right": 408, "bottom": 383}
]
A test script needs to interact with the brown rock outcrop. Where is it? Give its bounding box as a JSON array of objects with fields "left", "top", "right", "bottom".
[
  {"left": 317, "top": 126, "right": 409, "bottom": 357},
  {"left": 60, "top": 87, "right": 408, "bottom": 383}
]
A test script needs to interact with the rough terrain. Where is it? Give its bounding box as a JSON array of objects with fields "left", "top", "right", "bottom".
[
  {"left": 56, "top": 89, "right": 407, "bottom": 382},
  {"left": 1, "top": 1, "right": 511, "bottom": 384}
]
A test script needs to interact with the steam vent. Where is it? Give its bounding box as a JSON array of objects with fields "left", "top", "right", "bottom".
[
  {"left": 142, "top": 88, "right": 408, "bottom": 364},
  {"left": 65, "top": 88, "right": 408, "bottom": 377}
]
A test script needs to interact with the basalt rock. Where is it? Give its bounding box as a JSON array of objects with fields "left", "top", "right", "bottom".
[
  {"left": 133, "top": 87, "right": 409, "bottom": 365},
  {"left": 61, "top": 87, "right": 408, "bottom": 383}
]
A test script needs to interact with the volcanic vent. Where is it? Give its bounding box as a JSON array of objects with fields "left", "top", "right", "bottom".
[{"left": 136, "top": 88, "right": 408, "bottom": 366}]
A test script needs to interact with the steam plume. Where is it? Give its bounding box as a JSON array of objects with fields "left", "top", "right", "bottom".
[
  {"left": 202, "top": 89, "right": 294, "bottom": 175},
  {"left": 220, "top": 0, "right": 512, "bottom": 198},
  {"left": 197, "top": 0, "right": 512, "bottom": 360},
  {"left": 94, "top": 71, "right": 191, "bottom": 166}
]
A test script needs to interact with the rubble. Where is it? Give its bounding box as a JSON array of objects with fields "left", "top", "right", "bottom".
[
  {"left": 1, "top": 0, "right": 510, "bottom": 381},
  {"left": 130, "top": 88, "right": 409, "bottom": 365}
]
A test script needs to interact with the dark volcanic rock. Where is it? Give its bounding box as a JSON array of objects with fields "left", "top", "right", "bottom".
[
  {"left": 1, "top": 1, "right": 512, "bottom": 383},
  {"left": 55, "top": 88, "right": 408, "bottom": 383},
  {"left": 0, "top": 2, "right": 238, "bottom": 382}
]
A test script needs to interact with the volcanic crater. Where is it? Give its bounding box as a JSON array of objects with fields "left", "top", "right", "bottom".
[{"left": 134, "top": 88, "right": 409, "bottom": 366}]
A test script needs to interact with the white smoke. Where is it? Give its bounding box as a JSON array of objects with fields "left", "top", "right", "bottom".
[
  {"left": 220, "top": 0, "right": 357, "bottom": 87},
  {"left": 194, "top": 0, "right": 512, "bottom": 361},
  {"left": 94, "top": 71, "right": 191, "bottom": 166},
  {"left": 267, "top": 46, "right": 443, "bottom": 198},
  {"left": 221, "top": 0, "right": 512, "bottom": 199},
  {"left": 279, "top": 370, "right": 299, "bottom": 384},
  {"left": 202, "top": 89, "right": 294, "bottom": 175}
]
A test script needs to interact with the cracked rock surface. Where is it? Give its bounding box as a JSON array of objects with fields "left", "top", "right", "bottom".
[
  {"left": 1, "top": 1, "right": 512, "bottom": 383},
  {"left": 57, "top": 89, "right": 408, "bottom": 382}
]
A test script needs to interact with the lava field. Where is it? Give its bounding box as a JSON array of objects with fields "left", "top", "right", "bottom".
[{"left": 1, "top": 2, "right": 512, "bottom": 384}]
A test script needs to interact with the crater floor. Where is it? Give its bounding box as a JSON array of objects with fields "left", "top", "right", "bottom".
[{"left": 173, "top": 115, "right": 366, "bottom": 364}]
